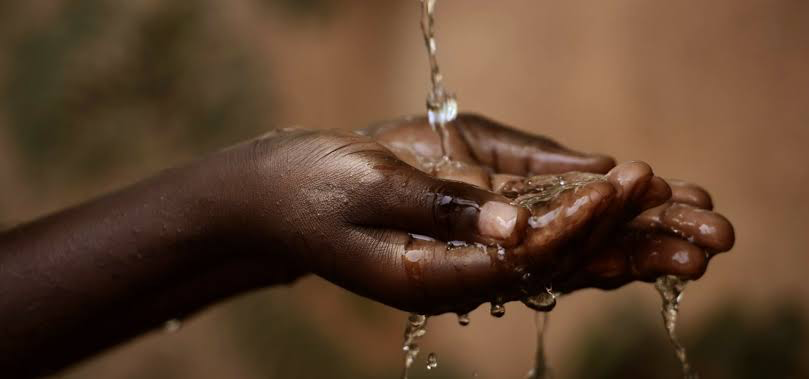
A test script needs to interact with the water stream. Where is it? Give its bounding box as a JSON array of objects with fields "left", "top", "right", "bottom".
[
  {"left": 407, "top": 2, "right": 697, "bottom": 378},
  {"left": 655, "top": 275, "right": 698, "bottom": 379},
  {"left": 525, "top": 312, "right": 552, "bottom": 379},
  {"left": 420, "top": 0, "right": 457, "bottom": 160},
  {"left": 401, "top": 313, "right": 429, "bottom": 379}
]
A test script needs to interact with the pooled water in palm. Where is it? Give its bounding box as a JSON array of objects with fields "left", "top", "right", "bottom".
[
  {"left": 420, "top": 0, "right": 457, "bottom": 159},
  {"left": 401, "top": 313, "right": 429, "bottom": 379},
  {"left": 655, "top": 275, "right": 698, "bottom": 379},
  {"left": 506, "top": 175, "right": 607, "bottom": 379}
]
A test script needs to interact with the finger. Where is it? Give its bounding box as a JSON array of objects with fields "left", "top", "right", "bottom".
[
  {"left": 331, "top": 229, "right": 518, "bottom": 315},
  {"left": 630, "top": 233, "right": 708, "bottom": 281},
  {"left": 639, "top": 176, "right": 672, "bottom": 210},
  {"left": 354, "top": 157, "right": 529, "bottom": 247},
  {"left": 433, "top": 160, "right": 492, "bottom": 190},
  {"left": 667, "top": 179, "right": 714, "bottom": 210},
  {"left": 361, "top": 116, "right": 480, "bottom": 166},
  {"left": 630, "top": 203, "right": 735, "bottom": 253},
  {"left": 564, "top": 233, "right": 708, "bottom": 291},
  {"left": 518, "top": 179, "right": 616, "bottom": 261},
  {"left": 454, "top": 114, "right": 616, "bottom": 175},
  {"left": 584, "top": 162, "right": 667, "bottom": 244},
  {"left": 605, "top": 161, "right": 658, "bottom": 210}
]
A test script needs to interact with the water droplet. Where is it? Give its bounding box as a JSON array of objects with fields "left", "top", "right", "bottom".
[
  {"left": 163, "top": 319, "right": 182, "bottom": 333},
  {"left": 490, "top": 301, "right": 506, "bottom": 318},
  {"left": 426, "top": 352, "right": 438, "bottom": 370},
  {"left": 457, "top": 313, "right": 470, "bottom": 326},
  {"left": 521, "top": 288, "right": 558, "bottom": 312},
  {"left": 496, "top": 245, "right": 506, "bottom": 261}
]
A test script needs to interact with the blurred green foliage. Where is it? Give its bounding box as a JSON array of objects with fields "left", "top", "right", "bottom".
[
  {"left": 568, "top": 300, "right": 808, "bottom": 379},
  {"left": 226, "top": 289, "right": 465, "bottom": 379},
  {"left": 2, "top": 0, "right": 273, "bottom": 184}
]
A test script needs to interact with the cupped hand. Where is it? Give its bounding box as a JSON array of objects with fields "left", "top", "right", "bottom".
[
  {"left": 233, "top": 113, "right": 733, "bottom": 315},
  {"left": 362, "top": 114, "right": 734, "bottom": 307}
]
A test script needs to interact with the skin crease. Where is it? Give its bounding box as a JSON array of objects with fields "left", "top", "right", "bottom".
[{"left": 0, "top": 113, "right": 734, "bottom": 377}]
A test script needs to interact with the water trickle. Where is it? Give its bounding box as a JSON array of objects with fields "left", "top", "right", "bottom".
[
  {"left": 419, "top": 0, "right": 457, "bottom": 159},
  {"left": 525, "top": 312, "right": 552, "bottom": 379},
  {"left": 655, "top": 275, "right": 699, "bottom": 379},
  {"left": 457, "top": 313, "right": 471, "bottom": 326},
  {"left": 426, "top": 352, "right": 439, "bottom": 370},
  {"left": 401, "top": 313, "right": 429, "bottom": 379}
]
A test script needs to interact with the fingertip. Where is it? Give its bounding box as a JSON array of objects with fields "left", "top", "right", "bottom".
[
  {"left": 607, "top": 161, "right": 655, "bottom": 207},
  {"left": 659, "top": 204, "right": 735, "bottom": 253},
  {"left": 668, "top": 179, "right": 714, "bottom": 210},
  {"left": 528, "top": 151, "right": 617, "bottom": 175},
  {"left": 638, "top": 176, "right": 672, "bottom": 210},
  {"left": 709, "top": 212, "right": 735, "bottom": 253},
  {"left": 607, "top": 161, "right": 654, "bottom": 188},
  {"left": 586, "top": 153, "right": 617, "bottom": 174}
]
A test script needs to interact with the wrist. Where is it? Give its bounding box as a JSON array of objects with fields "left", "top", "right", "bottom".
[{"left": 188, "top": 136, "right": 308, "bottom": 282}]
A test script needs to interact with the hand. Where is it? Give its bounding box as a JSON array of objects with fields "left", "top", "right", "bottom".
[
  {"left": 232, "top": 114, "right": 709, "bottom": 315},
  {"left": 557, "top": 179, "right": 735, "bottom": 292},
  {"left": 364, "top": 114, "right": 734, "bottom": 297}
]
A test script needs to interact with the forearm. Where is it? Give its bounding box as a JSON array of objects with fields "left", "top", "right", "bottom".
[{"left": 0, "top": 150, "right": 298, "bottom": 376}]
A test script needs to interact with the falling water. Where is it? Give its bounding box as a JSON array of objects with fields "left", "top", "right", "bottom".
[
  {"left": 420, "top": 0, "right": 457, "bottom": 159},
  {"left": 525, "top": 312, "right": 552, "bottom": 379},
  {"left": 401, "top": 313, "right": 429, "bottom": 379},
  {"left": 655, "top": 275, "right": 698, "bottom": 379}
]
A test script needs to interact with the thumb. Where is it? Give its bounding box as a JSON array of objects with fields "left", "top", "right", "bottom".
[
  {"left": 355, "top": 160, "right": 529, "bottom": 247},
  {"left": 455, "top": 114, "right": 616, "bottom": 175}
]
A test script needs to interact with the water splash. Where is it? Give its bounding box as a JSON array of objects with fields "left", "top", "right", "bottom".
[
  {"left": 655, "top": 275, "right": 699, "bottom": 379},
  {"left": 426, "top": 352, "right": 439, "bottom": 370},
  {"left": 401, "top": 313, "right": 429, "bottom": 379}
]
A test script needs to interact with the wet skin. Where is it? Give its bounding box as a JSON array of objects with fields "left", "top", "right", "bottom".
[{"left": 0, "top": 113, "right": 734, "bottom": 376}]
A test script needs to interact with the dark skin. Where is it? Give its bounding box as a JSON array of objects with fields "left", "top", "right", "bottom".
[{"left": 0, "top": 113, "right": 734, "bottom": 377}]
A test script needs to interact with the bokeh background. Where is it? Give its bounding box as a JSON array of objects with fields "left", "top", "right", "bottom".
[{"left": 1, "top": 0, "right": 808, "bottom": 378}]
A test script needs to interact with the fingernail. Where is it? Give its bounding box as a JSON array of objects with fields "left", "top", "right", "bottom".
[{"left": 478, "top": 202, "right": 520, "bottom": 240}]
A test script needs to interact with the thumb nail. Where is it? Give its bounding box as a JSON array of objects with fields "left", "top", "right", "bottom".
[{"left": 478, "top": 201, "right": 520, "bottom": 240}]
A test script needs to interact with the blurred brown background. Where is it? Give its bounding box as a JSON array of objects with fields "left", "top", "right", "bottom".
[{"left": 1, "top": 1, "right": 808, "bottom": 378}]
